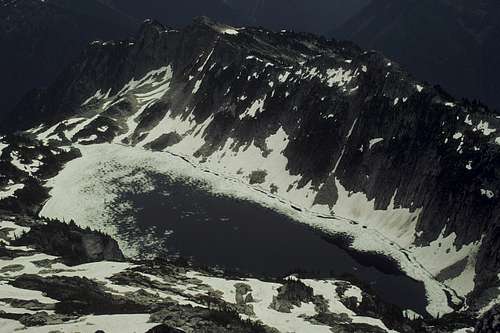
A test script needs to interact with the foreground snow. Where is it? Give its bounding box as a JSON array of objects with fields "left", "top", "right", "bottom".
[
  {"left": 0, "top": 218, "right": 399, "bottom": 333},
  {"left": 1, "top": 314, "right": 156, "bottom": 333}
]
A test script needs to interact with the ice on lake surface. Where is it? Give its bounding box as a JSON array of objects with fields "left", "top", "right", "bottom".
[{"left": 116, "top": 174, "right": 428, "bottom": 314}]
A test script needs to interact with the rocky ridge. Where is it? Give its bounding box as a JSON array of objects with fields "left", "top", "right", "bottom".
[{"left": 0, "top": 0, "right": 137, "bottom": 117}]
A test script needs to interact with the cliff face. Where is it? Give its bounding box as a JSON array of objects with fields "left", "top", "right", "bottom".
[{"left": 3, "top": 18, "right": 499, "bottom": 308}]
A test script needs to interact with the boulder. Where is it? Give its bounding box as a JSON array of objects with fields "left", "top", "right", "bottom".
[{"left": 12, "top": 220, "right": 124, "bottom": 265}]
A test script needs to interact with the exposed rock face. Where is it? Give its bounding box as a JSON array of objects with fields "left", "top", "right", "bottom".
[
  {"left": 146, "top": 325, "right": 185, "bottom": 333},
  {"left": 270, "top": 279, "right": 314, "bottom": 313},
  {"left": 144, "top": 132, "right": 182, "bottom": 151},
  {"left": 12, "top": 220, "right": 125, "bottom": 265},
  {"left": 149, "top": 306, "right": 274, "bottom": 333},
  {"left": 0, "top": 134, "right": 82, "bottom": 214},
  {"left": 17, "top": 311, "right": 75, "bottom": 327},
  {"left": 12, "top": 274, "right": 148, "bottom": 315},
  {"left": 475, "top": 304, "right": 500, "bottom": 333},
  {"left": 312, "top": 315, "right": 387, "bottom": 333},
  {"left": 2, "top": 17, "right": 499, "bottom": 312}
]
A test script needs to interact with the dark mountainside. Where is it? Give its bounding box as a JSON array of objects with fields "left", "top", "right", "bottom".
[
  {"left": 0, "top": 0, "right": 138, "bottom": 118},
  {"left": 5, "top": 0, "right": 499, "bottom": 130},
  {"left": 3, "top": 17, "right": 499, "bottom": 313},
  {"left": 335, "top": 0, "right": 500, "bottom": 112},
  {"left": 0, "top": 0, "right": 369, "bottom": 120}
]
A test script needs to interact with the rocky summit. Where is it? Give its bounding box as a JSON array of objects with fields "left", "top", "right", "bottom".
[{"left": 0, "top": 15, "right": 499, "bottom": 333}]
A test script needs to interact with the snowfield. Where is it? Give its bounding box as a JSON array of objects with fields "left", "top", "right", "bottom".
[
  {"left": 0, "top": 314, "right": 157, "bottom": 333},
  {"left": 40, "top": 143, "right": 459, "bottom": 317}
]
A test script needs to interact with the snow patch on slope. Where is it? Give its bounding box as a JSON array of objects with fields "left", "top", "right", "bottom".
[
  {"left": 369, "top": 138, "right": 384, "bottom": 149},
  {"left": 412, "top": 230, "right": 482, "bottom": 296},
  {"left": 239, "top": 96, "right": 266, "bottom": 119},
  {"left": 0, "top": 183, "right": 25, "bottom": 200},
  {"left": 190, "top": 272, "right": 395, "bottom": 333}
]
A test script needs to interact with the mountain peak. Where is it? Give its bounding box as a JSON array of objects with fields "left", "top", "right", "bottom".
[
  {"left": 189, "top": 15, "right": 240, "bottom": 36},
  {"left": 137, "top": 18, "right": 166, "bottom": 37},
  {"left": 191, "top": 15, "right": 216, "bottom": 27}
]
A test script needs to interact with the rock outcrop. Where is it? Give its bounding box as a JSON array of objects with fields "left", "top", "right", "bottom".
[
  {"left": 12, "top": 220, "right": 124, "bottom": 265},
  {"left": 475, "top": 304, "right": 500, "bottom": 333}
]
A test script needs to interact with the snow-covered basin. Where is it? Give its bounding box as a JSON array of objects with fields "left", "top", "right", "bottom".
[{"left": 40, "top": 143, "right": 441, "bottom": 316}]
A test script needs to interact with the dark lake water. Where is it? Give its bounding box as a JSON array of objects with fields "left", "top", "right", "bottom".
[{"left": 114, "top": 174, "right": 428, "bottom": 315}]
